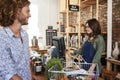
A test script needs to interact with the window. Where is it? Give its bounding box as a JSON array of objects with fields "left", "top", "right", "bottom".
[{"left": 27, "top": 4, "right": 39, "bottom": 46}]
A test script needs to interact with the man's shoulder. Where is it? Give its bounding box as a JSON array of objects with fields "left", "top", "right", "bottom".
[
  {"left": 0, "top": 28, "right": 5, "bottom": 34},
  {"left": 20, "top": 28, "right": 28, "bottom": 37},
  {"left": 0, "top": 28, "right": 8, "bottom": 39}
]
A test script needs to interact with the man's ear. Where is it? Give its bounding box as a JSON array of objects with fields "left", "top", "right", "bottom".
[
  {"left": 17, "top": 8, "right": 21, "bottom": 14},
  {"left": 15, "top": 8, "right": 21, "bottom": 18}
]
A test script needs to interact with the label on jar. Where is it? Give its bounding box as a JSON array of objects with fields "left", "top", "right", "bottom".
[{"left": 36, "top": 65, "right": 42, "bottom": 72}]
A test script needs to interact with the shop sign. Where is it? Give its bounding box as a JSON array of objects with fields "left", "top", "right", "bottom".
[{"left": 69, "top": 5, "right": 79, "bottom": 12}]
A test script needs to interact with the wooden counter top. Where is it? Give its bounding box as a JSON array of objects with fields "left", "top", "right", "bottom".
[{"left": 107, "top": 58, "right": 120, "bottom": 65}]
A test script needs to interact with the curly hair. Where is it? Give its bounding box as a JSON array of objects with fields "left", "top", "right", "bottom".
[
  {"left": 86, "top": 18, "right": 101, "bottom": 36},
  {"left": 0, "top": 0, "right": 30, "bottom": 27}
]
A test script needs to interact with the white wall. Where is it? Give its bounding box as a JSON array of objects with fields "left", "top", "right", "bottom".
[{"left": 29, "top": 0, "right": 59, "bottom": 46}]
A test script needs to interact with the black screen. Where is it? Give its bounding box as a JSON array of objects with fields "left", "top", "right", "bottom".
[{"left": 52, "top": 36, "right": 66, "bottom": 59}]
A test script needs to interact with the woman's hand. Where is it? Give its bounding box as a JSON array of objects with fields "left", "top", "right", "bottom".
[
  {"left": 77, "top": 55, "right": 83, "bottom": 62},
  {"left": 88, "top": 64, "right": 96, "bottom": 75},
  {"left": 88, "top": 68, "right": 94, "bottom": 74}
]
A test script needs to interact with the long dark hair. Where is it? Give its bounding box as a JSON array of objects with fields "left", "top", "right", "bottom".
[
  {"left": 86, "top": 18, "right": 101, "bottom": 37},
  {"left": 0, "top": 0, "right": 30, "bottom": 27}
]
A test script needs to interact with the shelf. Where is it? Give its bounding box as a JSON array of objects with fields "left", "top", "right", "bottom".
[
  {"left": 80, "top": 32, "right": 86, "bottom": 34},
  {"left": 59, "top": 11, "right": 67, "bottom": 14},
  {"left": 69, "top": 23, "right": 79, "bottom": 26},
  {"left": 107, "top": 58, "right": 120, "bottom": 65},
  {"left": 68, "top": 11, "right": 79, "bottom": 13},
  {"left": 59, "top": 32, "right": 66, "bottom": 34},
  {"left": 69, "top": 46, "right": 79, "bottom": 50},
  {"left": 68, "top": 32, "right": 78, "bottom": 34},
  {"left": 99, "top": 4, "right": 107, "bottom": 7},
  {"left": 102, "top": 32, "right": 107, "bottom": 34}
]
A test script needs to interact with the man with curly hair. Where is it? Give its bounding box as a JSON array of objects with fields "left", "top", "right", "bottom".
[{"left": 0, "top": 0, "right": 38, "bottom": 80}]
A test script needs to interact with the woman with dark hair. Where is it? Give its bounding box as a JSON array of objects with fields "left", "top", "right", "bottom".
[
  {"left": 74, "top": 18, "right": 105, "bottom": 75},
  {"left": 0, "top": 0, "right": 38, "bottom": 80}
]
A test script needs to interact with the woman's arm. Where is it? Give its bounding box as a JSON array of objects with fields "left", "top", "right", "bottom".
[
  {"left": 74, "top": 47, "right": 83, "bottom": 55},
  {"left": 88, "top": 64, "right": 96, "bottom": 73},
  {"left": 92, "top": 35, "right": 105, "bottom": 64},
  {"left": 89, "top": 35, "right": 105, "bottom": 73}
]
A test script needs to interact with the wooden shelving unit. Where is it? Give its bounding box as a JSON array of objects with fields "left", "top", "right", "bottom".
[
  {"left": 58, "top": 0, "right": 107, "bottom": 50},
  {"left": 58, "top": 0, "right": 80, "bottom": 50}
]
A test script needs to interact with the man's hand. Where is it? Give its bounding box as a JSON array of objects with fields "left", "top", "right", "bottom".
[
  {"left": 32, "top": 74, "right": 40, "bottom": 80},
  {"left": 10, "top": 74, "right": 23, "bottom": 80}
]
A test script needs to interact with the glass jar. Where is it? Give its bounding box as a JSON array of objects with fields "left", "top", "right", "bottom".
[
  {"left": 34, "top": 60, "right": 42, "bottom": 74},
  {"left": 31, "top": 36, "right": 38, "bottom": 46}
]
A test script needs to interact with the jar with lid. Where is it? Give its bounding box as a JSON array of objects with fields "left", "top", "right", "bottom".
[
  {"left": 33, "top": 58, "right": 42, "bottom": 74},
  {"left": 31, "top": 36, "right": 38, "bottom": 46}
]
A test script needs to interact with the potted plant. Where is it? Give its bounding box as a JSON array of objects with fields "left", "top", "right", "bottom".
[{"left": 45, "top": 58, "right": 68, "bottom": 80}]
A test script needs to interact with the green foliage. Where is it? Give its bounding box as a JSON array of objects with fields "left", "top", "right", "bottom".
[{"left": 45, "top": 58, "right": 63, "bottom": 80}]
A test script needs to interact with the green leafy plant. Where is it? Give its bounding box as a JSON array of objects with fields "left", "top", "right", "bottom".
[{"left": 45, "top": 58, "right": 63, "bottom": 80}]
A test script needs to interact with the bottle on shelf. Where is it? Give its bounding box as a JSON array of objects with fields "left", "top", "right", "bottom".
[
  {"left": 112, "top": 41, "right": 119, "bottom": 60},
  {"left": 31, "top": 36, "right": 38, "bottom": 47},
  {"left": 60, "top": 22, "right": 65, "bottom": 32},
  {"left": 70, "top": 35, "right": 78, "bottom": 48},
  {"left": 38, "top": 37, "right": 43, "bottom": 49}
]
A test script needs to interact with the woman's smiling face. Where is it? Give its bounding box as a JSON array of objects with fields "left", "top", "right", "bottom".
[{"left": 85, "top": 23, "right": 93, "bottom": 34}]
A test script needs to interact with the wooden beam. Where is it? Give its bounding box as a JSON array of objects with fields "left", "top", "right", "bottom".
[{"left": 80, "top": 0, "right": 96, "bottom": 8}]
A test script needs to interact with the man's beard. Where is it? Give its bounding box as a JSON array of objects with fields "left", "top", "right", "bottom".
[{"left": 19, "top": 18, "right": 28, "bottom": 25}]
